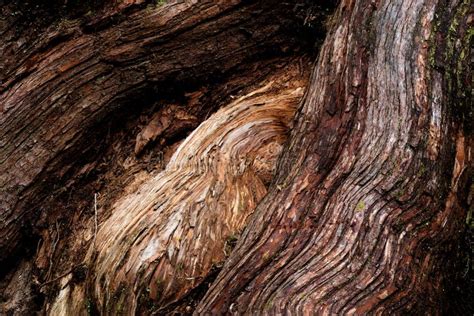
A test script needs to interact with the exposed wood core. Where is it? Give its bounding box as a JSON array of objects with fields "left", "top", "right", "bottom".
[
  {"left": 0, "top": 0, "right": 317, "bottom": 263},
  {"left": 48, "top": 62, "right": 308, "bottom": 315}
]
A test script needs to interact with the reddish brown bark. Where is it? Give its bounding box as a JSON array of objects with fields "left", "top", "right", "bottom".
[
  {"left": 0, "top": 0, "right": 314, "bottom": 262},
  {"left": 0, "top": 0, "right": 326, "bottom": 314},
  {"left": 197, "top": 0, "right": 473, "bottom": 314},
  {"left": 0, "top": 0, "right": 472, "bottom": 314}
]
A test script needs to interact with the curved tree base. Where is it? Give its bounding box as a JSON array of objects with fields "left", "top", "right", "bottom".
[{"left": 0, "top": 0, "right": 472, "bottom": 315}]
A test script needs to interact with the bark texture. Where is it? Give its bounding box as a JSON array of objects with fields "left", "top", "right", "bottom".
[
  {"left": 197, "top": 0, "right": 473, "bottom": 314},
  {"left": 0, "top": 0, "right": 325, "bottom": 314},
  {"left": 50, "top": 65, "right": 308, "bottom": 315},
  {"left": 0, "top": 0, "right": 312, "bottom": 263},
  {"left": 0, "top": 0, "right": 472, "bottom": 314}
]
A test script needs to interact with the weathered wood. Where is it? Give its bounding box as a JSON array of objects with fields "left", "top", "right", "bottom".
[
  {"left": 0, "top": 0, "right": 312, "bottom": 263},
  {"left": 47, "top": 62, "right": 308, "bottom": 315},
  {"left": 197, "top": 0, "right": 473, "bottom": 314},
  {"left": 1, "top": 1, "right": 330, "bottom": 314},
  {"left": 0, "top": 0, "right": 471, "bottom": 314}
]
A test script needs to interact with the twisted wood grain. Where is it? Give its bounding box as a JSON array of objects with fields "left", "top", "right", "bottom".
[
  {"left": 0, "top": 0, "right": 307, "bottom": 262},
  {"left": 48, "top": 67, "right": 307, "bottom": 314}
]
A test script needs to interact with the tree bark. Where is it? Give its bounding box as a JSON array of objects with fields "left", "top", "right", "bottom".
[
  {"left": 198, "top": 0, "right": 473, "bottom": 314},
  {"left": 0, "top": 0, "right": 324, "bottom": 313},
  {"left": 0, "top": 0, "right": 472, "bottom": 314},
  {"left": 0, "top": 0, "right": 314, "bottom": 262}
]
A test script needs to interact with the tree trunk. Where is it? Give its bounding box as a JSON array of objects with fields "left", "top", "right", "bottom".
[
  {"left": 0, "top": 0, "right": 315, "bottom": 262},
  {"left": 198, "top": 0, "right": 473, "bottom": 314},
  {"left": 0, "top": 0, "right": 472, "bottom": 315}
]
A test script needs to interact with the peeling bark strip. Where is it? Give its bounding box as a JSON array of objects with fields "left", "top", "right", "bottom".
[
  {"left": 198, "top": 0, "right": 472, "bottom": 314},
  {"left": 48, "top": 66, "right": 306, "bottom": 315},
  {"left": 0, "top": 0, "right": 311, "bottom": 262}
]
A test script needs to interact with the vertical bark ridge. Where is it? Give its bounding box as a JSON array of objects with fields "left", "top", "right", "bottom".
[{"left": 197, "top": 0, "right": 472, "bottom": 314}]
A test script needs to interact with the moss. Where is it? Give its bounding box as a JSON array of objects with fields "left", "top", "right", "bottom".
[
  {"left": 85, "top": 298, "right": 93, "bottom": 315},
  {"left": 456, "top": 25, "right": 473, "bottom": 89},
  {"left": 430, "top": 0, "right": 471, "bottom": 106},
  {"left": 446, "top": 2, "right": 470, "bottom": 78},
  {"left": 428, "top": 14, "right": 441, "bottom": 69},
  {"left": 418, "top": 163, "right": 427, "bottom": 177},
  {"left": 356, "top": 201, "right": 365, "bottom": 212},
  {"left": 447, "top": 0, "right": 473, "bottom": 133},
  {"left": 445, "top": 3, "right": 464, "bottom": 60}
]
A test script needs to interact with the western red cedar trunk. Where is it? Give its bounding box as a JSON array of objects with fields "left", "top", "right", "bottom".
[
  {"left": 197, "top": 0, "right": 473, "bottom": 314},
  {"left": 0, "top": 0, "right": 328, "bottom": 313},
  {"left": 0, "top": 0, "right": 472, "bottom": 315}
]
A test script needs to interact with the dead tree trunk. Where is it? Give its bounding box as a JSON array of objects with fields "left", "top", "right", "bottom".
[{"left": 0, "top": 0, "right": 472, "bottom": 314}]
